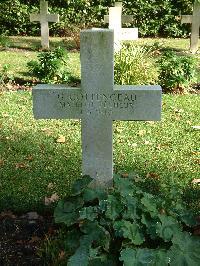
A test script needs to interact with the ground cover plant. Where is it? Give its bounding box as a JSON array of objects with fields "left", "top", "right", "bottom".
[{"left": 49, "top": 175, "right": 200, "bottom": 265}]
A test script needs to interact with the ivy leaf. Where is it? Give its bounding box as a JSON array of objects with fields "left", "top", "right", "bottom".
[
  {"left": 54, "top": 198, "right": 83, "bottom": 226},
  {"left": 168, "top": 232, "right": 200, "bottom": 265},
  {"left": 141, "top": 193, "right": 159, "bottom": 217},
  {"left": 114, "top": 221, "right": 144, "bottom": 245},
  {"left": 71, "top": 175, "right": 93, "bottom": 196},
  {"left": 156, "top": 214, "right": 182, "bottom": 242},
  {"left": 120, "top": 248, "right": 155, "bottom": 266},
  {"left": 79, "top": 206, "right": 98, "bottom": 221},
  {"left": 105, "top": 194, "right": 124, "bottom": 220}
]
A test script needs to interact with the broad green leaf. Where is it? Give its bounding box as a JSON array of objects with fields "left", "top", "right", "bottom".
[
  {"left": 153, "top": 249, "right": 170, "bottom": 266},
  {"left": 54, "top": 199, "right": 83, "bottom": 226},
  {"left": 114, "top": 220, "right": 144, "bottom": 245},
  {"left": 64, "top": 229, "right": 81, "bottom": 254},
  {"left": 105, "top": 194, "right": 124, "bottom": 220},
  {"left": 79, "top": 206, "right": 98, "bottom": 221},
  {"left": 141, "top": 193, "right": 158, "bottom": 217},
  {"left": 122, "top": 195, "right": 139, "bottom": 221},
  {"left": 114, "top": 175, "right": 134, "bottom": 197},
  {"left": 68, "top": 235, "right": 91, "bottom": 266},
  {"left": 141, "top": 214, "right": 158, "bottom": 240},
  {"left": 83, "top": 187, "right": 107, "bottom": 202},
  {"left": 156, "top": 214, "right": 182, "bottom": 242},
  {"left": 120, "top": 248, "right": 155, "bottom": 266},
  {"left": 71, "top": 175, "right": 93, "bottom": 195},
  {"left": 80, "top": 221, "right": 110, "bottom": 251},
  {"left": 168, "top": 232, "right": 200, "bottom": 265}
]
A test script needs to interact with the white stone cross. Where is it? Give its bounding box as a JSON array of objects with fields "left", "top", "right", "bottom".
[
  {"left": 104, "top": 2, "right": 138, "bottom": 50},
  {"left": 30, "top": 0, "right": 59, "bottom": 49},
  {"left": 181, "top": 1, "right": 200, "bottom": 53},
  {"left": 33, "top": 29, "right": 161, "bottom": 186}
]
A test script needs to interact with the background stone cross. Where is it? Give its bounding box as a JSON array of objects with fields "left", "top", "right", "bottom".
[
  {"left": 33, "top": 29, "right": 161, "bottom": 186},
  {"left": 181, "top": 1, "right": 200, "bottom": 53},
  {"left": 30, "top": 0, "right": 59, "bottom": 49},
  {"left": 104, "top": 2, "right": 138, "bottom": 50}
]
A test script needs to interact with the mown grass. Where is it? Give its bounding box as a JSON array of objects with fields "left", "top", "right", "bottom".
[
  {"left": 0, "top": 91, "right": 199, "bottom": 212},
  {"left": 0, "top": 36, "right": 199, "bottom": 82}
]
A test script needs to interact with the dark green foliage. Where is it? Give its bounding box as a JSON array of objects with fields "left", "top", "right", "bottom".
[
  {"left": 158, "top": 50, "right": 197, "bottom": 92},
  {"left": 27, "top": 47, "right": 72, "bottom": 83},
  {"left": 53, "top": 174, "right": 200, "bottom": 265},
  {"left": 0, "top": 0, "right": 195, "bottom": 37}
]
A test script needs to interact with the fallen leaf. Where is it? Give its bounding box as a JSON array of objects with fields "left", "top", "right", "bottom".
[
  {"left": 58, "top": 250, "right": 65, "bottom": 260},
  {"left": 45, "top": 193, "right": 59, "bottom": 206},
  {"left": 56, "top": 135, "right": 66, "bottom": 143},
  {"left": 0, "top": 159, "right": 4, "bottom": 167},
  {"left": 29, "top": 236, "right": 41, "bottom": 243},
  {"left": 25, "top": 155, "right": 33, "bottom": 161},
  {"left": 121, "top": 173, "right": 129, "bottom": 178},
  {"left": 15, "top": 163, "right": 27, "bottom": 169},
  {"left": 146, "top": 172, "right": 160, "bottom": 179},
  {"left": 0, "top": 211, "right": 16, "bottom": 219},
  {"left": 47, "top": 182, "right": 54, "bottom": 189},
  {"left": 138, "top": 130, "right": 146, "bottom": 136},
  {"left": 192, "top": 179, "right": 200, "bottom": 184},
  {"left": 192, "top": 126, "right": 200, "bottom": 130}
]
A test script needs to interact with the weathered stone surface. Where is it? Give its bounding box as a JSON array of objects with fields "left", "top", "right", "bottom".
[
  {"left": 33, "top": 29, "right": 162, "bottom": 185},
  {"left": 104, "top": 2, "right": 138, "bottom": 50},
  {"left": 181, "top": 2, "right": 200, "bottom": 53},
  {"left": 30, "top": 0, "right": 59, "bottom": 49}
]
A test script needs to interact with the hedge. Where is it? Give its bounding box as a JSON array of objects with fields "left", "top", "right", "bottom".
[{"left": 0, "top": 0, "right": 195, "bottom": 37}]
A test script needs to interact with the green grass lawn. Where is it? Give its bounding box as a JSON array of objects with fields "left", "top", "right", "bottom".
[
  {"left": 0, "top": 91, "right": 199, "bottom": 213},
  {"left": 0, "top": 36, "right": 199, "bottom": 213},
  {"left": 0, "top": 36, "right": 199, "bottom": 83}
]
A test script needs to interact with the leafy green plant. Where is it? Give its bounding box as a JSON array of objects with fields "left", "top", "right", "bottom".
[
  {"left": 27, "top": 47, "right": 72, "bottom": 83},
  {"left": 114, "top": 44, "right": 159, "bottom": 85},
  {"left": 158, "top": 50, "right": 197, "bottom": 93},
  {"left": 53, "top": 174, "right": 200, "bottom": 265},
  {"left": 0, "top": 64, "right": 14, "bottom": 85}
]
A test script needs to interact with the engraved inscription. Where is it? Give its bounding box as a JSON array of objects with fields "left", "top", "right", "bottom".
[{"left": 55, "top": 92, "right": 137, "bottom": 116}]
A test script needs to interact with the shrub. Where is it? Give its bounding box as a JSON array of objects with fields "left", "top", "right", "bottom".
[
  {"left": 0, "top": 64, "right": 14, "bottom": 85},
  {"left": 27, "top": 47, "right": 72, "bottom": 83},
  {"left": 114, "top": 44, "right": 159, "bottom": 85},
  {"left": 158, "top": 50, "right": 197, "bottom": 93},
  {"left": 52, "top": 174, "right": 200, "bottom": 265}
]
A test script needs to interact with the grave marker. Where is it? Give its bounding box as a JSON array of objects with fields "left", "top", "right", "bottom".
[
  {"left": 30, "top": 0, "right": 59, "bottom": 49},
  {"left": 181, "top": 1, "right": 200, "bottom": 53},
  {"left": 104, "top": 2, "right": 138, "bottom": 50},
  {"left": 33, "top": 29, "right": 162, "bottom": 186}
]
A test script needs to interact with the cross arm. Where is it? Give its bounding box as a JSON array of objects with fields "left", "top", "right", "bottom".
[
  {"left": 104, "top": 14, "right": 134, "bottom": 24},
  {"left": 181, "top": 15, "right": 192, "bottom": 24},
  {"left": 111, "top": 85, "right": 162, "bottom": 121},
  {"left": 32, "top": 84, "right": 82, "bottom": 119},
  {"left": 46, "top": 14, "right": 59, "bottom": 23},
  {"left": 30, "top": 13, "right": 41, "bottom": 22}
]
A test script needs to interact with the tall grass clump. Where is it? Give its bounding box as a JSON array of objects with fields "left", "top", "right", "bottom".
[{"left": 114, "top": 44, "right": 159, "bottom": 85}]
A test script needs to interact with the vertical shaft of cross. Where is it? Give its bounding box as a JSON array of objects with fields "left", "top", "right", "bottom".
[
  {"left": 191, "top": 2, "right": 200, "bottom": 53},
  {"left": 40, "top": 1, "right": 49, "bottom": 49},
  {"left": 109, "top": 7, "right": 122, "bottom": 50},
  {"left": 80, "top": 30, "right": 114, "bottom": 185}
]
